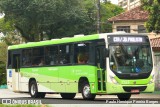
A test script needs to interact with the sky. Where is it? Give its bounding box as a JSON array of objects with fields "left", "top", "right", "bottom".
[{"left": 110, "top": 0, "right": 118, "bottom": 5}]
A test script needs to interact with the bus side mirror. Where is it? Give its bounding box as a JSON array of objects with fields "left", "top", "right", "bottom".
[{"left": 105, "top": 48, "right": 109, "bottom": 57}]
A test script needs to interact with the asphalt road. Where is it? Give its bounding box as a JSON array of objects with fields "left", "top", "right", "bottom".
[{"left": 1, "top": 89, "right": 160, "bottom": 105}]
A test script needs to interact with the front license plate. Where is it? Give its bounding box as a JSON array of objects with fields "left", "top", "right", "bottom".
[{"left": 131, "top": 89, "right": 139, "bottom": 93}]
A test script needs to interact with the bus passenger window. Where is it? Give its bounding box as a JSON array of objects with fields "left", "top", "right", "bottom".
[
  {"left": 39, "top": 58, "right": 44, "bottom": 66},
  {"left": 32, "top": 47, "right": 44, "bottom": 66},
  {"left": 78, "top": 53, "right": 88, "bottom": 64},
  {"left": 7, "top": 51, "right": 12, "bottom": 68},
  {"left": 22, "top": 49, "right": 32, "bottom": 66},
  {"left": 59, "top": 45, "right": 71, "bottom": 64},
  {"left": 45, "top": 46, "right": 58, "bottom": 65},
  {"left": 74, "top": 43, "right": 89, "bottom": 64},
  {"left": 45, "top": 47, "right": 51, "bottom": 65}
]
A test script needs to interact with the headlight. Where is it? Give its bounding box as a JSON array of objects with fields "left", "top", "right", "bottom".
[
  {"left": 149, "top": 75, "right": 154, "bottom": 84},
  {"left": 110, "top": 75, "right": 118, "bottom": 84}
]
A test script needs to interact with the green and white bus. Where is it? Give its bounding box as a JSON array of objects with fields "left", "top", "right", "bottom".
[{"left": 7, "top": 33, "right": 154, "bottom": 100}]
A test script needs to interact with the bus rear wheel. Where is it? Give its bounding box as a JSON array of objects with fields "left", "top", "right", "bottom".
[
  {"left": 117, "top": 93, "right": 131, "bottom": 101},
  {"left": 60, "top": 93, "right": 76, "bottom": 99},
  {"left": 81, "top": 82, "right": 96, "bottom": 100},
  {"left": 29, "top": 80, "right": 46, "bottom": 98}
]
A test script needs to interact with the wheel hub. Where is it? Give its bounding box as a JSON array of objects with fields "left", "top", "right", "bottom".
[
  {"left": 83, "top": 85, "right": 90, "bottom": 97},
  {"left": 31, "top": 84, "right": 36, "bottom": 95}
]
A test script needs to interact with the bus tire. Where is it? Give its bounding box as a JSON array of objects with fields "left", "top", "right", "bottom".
[
  {"left": 60, "top": 93, "right": 76, "bottom": 99},
  {"left": 29, "top": 80, "right": 39, "bottom": 98},
  {"left": 117, "top": 93, "right": 131, "bottom": 101},
  {"left": 81, "top": 82, "right": 96, "bottom": 100}
]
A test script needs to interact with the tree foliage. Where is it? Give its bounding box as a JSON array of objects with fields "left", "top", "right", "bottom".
[
  {"left": 141, "top": 0, "right": 160, "bottom": 33},
  {"left": 0, "top": 0, "right": 124, "bottom": 42},
  {"left": 0, "top": 18, "right": 24, "bottom": 45},
  {"left": 0, "top": 0, "right": 92, "bottom": 41},
  {"left": 70, "top": 0, "right": 124, "bottom": 33},
  {"left": 0, "top": 18, "right": 14, "bottom": 33},
  {"left": 100, "top": 2, "right": 124, "bottom": 32},
  {"left": 0, "top": 42, "right": 7, "bottom": 85}
]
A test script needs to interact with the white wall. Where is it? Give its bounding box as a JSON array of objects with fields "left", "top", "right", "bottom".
[
  {"left": 153, "top": 52, "right": 160, "bottom": 90},
  {"left": 112, "top": 21, "right": 145, "bottom": 33}
]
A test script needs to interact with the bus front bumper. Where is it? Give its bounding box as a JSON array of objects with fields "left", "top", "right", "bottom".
[{"left": 106, "top": 82, "right": 155, "bottom": 94}]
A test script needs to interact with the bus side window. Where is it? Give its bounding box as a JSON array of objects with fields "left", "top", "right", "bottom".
[
  {"left": 45, "top": 46, "right": 59, "bottom": 65},
  {"left": 59, "top": 45, "right": 71, "bottom": 65},
  {"left": 12, "top": 54, "right": 20, "bottom": 69},
  {"left": 74, "top": 43, "right": 89, "bottom": 64},
  {"left": 45, "top": 47, "right": 51, "bottom": 65},
  {"left": 77, "top": 53, "right": 88, "bottom": 64},
  {"left": 22, "top": 49, "right": 32, "bottom": 67},
  {"left": 7, "top": 51, "right": 12, "bottom": 68},
  {"left": 32, "top": 47, "right": 44, "bottom": 66}
]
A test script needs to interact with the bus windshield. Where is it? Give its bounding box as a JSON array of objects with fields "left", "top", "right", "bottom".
[{"left": 109, "top": 44, "right": 153, "bottom": 74}]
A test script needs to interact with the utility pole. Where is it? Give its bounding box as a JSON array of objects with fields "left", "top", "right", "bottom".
[{"left": 97, "top": 0, "right": 101, "bottom": 33}]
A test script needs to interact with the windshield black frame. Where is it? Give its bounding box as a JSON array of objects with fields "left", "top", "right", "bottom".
[{"left": 109, "top": 43, "right": 153, "bottom": 79}]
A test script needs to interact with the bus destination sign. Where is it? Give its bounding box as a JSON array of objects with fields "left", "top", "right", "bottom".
[{"left": 113, "top": 37, "right": 143, "bottom": 43}]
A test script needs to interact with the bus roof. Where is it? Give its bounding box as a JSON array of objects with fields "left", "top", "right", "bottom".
[
  {"left": 8, "top": 34, "right": 99, "bottom": 50},
  {"left": 8, "top": 33, "right": 148, "bottom": 50}
]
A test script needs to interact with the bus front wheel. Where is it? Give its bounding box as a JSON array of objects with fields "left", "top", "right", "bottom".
[
  {"left": 60, "top": 93, "right": 76, "bottom": 99},
  {"left": 117, "top": 93, "right": 131, "bottom": 101},
  {"left": 29, "top": 80, "right": 46, "bottom": 98},
  {"left": 81, "top": 82, "right": 96, "bottom": 100}
]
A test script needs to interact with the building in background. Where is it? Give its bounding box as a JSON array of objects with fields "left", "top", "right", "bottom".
[
  {"left": 108, "top": 6, "right": 148, "bottom": 34},
  {"left": 118, "top": 0, "right": 141, "bottom": 10},
  {"left": 150, "top": 37, "right": 160, "bottom": 91},
  {"left": 108, "top": 6, "right": 160, "bottom": 38}
]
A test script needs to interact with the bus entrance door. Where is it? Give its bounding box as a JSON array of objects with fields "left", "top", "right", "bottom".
[
  {"left": 96, "top": 46, "right": 106, "bottom": 92},
  {"left": 12, "top": 54, "right": 20, "bottom": 92}
]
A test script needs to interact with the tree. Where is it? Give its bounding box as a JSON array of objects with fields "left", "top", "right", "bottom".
[
  {"left": 141, "top": 0, "right": 160, "bottom": 33},
  {"left": 0, "top": 42, "right": 7, "bottom": 85},
  {"left": 0, "top": 0, "right": 92, "bottom": 42},
  {"left": 0, "top": 18, "right": 24, "bottom": 45},
  {"left": 81, "top": 0, "right": 124, "bottom": 33},
  {"left": 102, "top": 0, "right": 111, "bottom": 4},
  {"left": 100, "top": 2, "right": 124, "bottom": 32},
  {"left": 0, "top": 0, "right": 124, "bottom": 42},
  {"left": 0, "top": 18, "right": 14, "bottom": 33}
]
